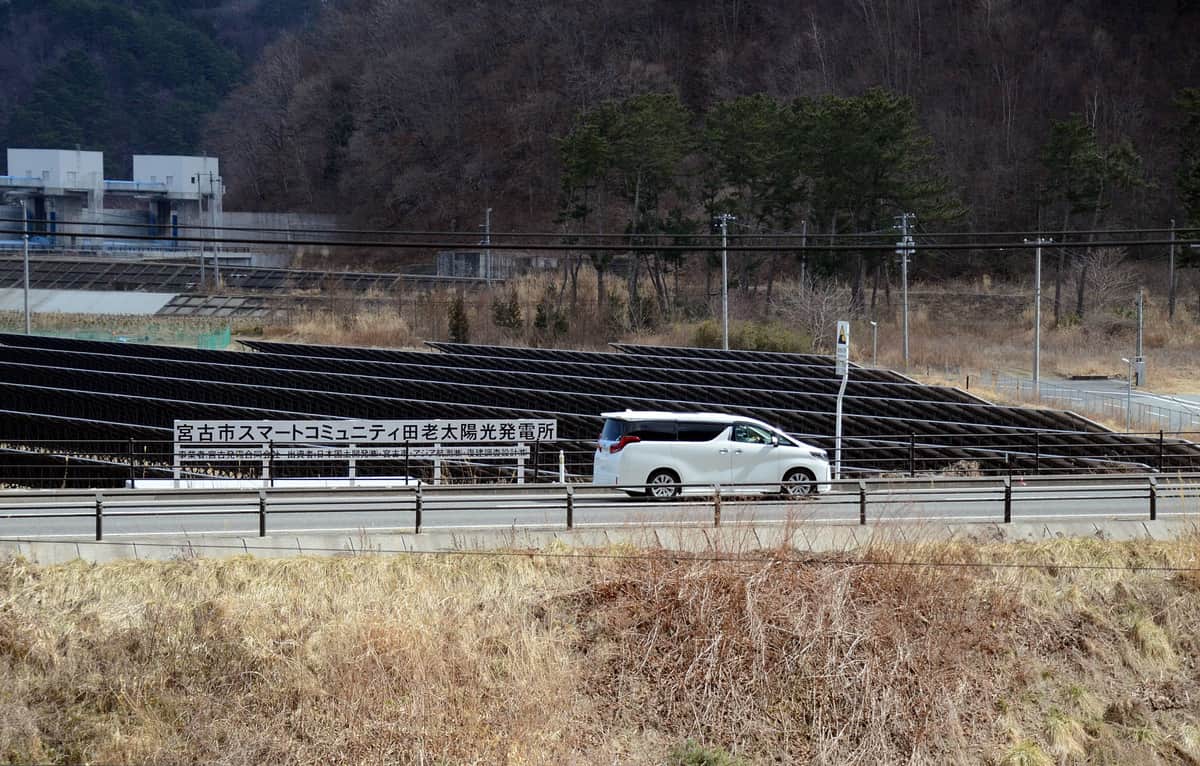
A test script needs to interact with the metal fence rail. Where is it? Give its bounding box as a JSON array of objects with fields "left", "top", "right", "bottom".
[
  {"left": 3, "top": 432, "right": 1200, "bottom": 489},
  {"left": 1, "top": 474, "right": 1198, "bottom": 541},
  {"left": 979, "top": 370, "right": 1200, "bottom": 432}
]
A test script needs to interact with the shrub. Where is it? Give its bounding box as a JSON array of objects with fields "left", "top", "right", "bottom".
[
  {"left": 691, "top": 320, "right": 809, "bottom": 352},
  {"left": 491, "top": 291, "right": 523, "bottom": 330},
  {"left": 667, "top": 740, "right": 748, "bottom": 766},
  {"left": 448, "top": 293, "right": 470, "bottom": 343}
]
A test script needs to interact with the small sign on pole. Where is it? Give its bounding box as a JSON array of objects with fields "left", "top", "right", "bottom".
[
  {"left": 835, "top": 320, "right": 850, "bottom": 377},
  {"left": 834, "top": 321, "right": 850, "bottom": 480}
]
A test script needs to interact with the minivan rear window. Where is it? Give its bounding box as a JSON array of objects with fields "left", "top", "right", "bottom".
[
  {"left": 599, "top": 419, "right": 627, "bottom": 441},
  {"left": 676, "top": 422, "right": 726, "bottom": 442}
]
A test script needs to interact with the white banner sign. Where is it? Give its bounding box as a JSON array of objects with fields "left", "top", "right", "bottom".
[
  {"left": 835, "top": 320, "right": 850, "bottom": 377},
  {"left": 178, "top": 444, "right": 531, "bottom": 462},
  {"left": 174, "top": 419, "right": 557, "bottom": 445}
]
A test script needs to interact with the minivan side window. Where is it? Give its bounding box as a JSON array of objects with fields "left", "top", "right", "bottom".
[
  {"left": 627, "top": 421, "right": 676, "bottom": 441},
  {"left": 676, "top": 422, "right": 727, "bottom": 442},
  {"left": 732, "top": 423, "right": 772, "bottom": 444}
]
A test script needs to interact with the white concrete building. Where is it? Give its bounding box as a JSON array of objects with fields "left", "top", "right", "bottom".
[{"left": 2, "top": 148, "right": 106, "bottom": 239}]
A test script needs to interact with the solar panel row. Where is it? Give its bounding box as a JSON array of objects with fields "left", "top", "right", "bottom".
[
  {"left": 1, "top": 333, "right": 1197, "bottom": 487},
  {"left": 0, "top": 255, "right": 485, "bottom": 293}
]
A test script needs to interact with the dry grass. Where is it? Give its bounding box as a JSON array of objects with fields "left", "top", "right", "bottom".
[{"left": 3, "top": 537, "right": 1200, "bottom": 764}]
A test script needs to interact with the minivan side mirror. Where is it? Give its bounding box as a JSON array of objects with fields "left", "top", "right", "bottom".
[{"left": 770, "top": 435, "right": 779, "bottom": 446}]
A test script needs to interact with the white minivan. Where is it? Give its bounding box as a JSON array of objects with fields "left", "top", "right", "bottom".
[{"left": 592, "top": 411, "right": 831, "bottom": 499}]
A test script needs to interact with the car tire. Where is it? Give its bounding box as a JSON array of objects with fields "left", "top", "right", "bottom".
[
  {"left": 646, "top": 469, "right": 681, "bottom": 500},
  {"left": 781, "top": 468, "right": 816, "bottom": 499}
]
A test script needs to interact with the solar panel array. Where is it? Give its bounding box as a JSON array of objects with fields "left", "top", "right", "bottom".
[
  {"left": 0, "top": 255, "right": 485, "bottom": 293},
  {"left": 1, "top": 331, "right": 1197, "bottom": 489}
]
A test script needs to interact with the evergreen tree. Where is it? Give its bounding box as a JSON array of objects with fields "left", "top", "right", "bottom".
[{"left": 448, "top": 294, "right": 470, "bottom": 343}]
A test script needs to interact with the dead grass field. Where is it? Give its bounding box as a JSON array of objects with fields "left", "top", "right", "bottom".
[{"left": 3, "top": 538, "right": 1200, "bottom": 764}]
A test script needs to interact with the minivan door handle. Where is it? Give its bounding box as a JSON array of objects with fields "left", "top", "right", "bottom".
[
  {"left": 734, "top": 449, "right": 744, "bottom": 454},
  {"left": 718, "top": 448, "right": 729, "bottom": 454}
]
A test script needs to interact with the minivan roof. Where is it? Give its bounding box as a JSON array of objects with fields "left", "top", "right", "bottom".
[{"left": 600, "top": 410, "right": 768, "bottom": 426}]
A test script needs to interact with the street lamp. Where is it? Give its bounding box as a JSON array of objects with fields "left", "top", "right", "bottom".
[
  {"left": 868, "top": 321, "right": 878, "bottom": 369},
  {"left": 1120, "top": 357, "right": 1133, "bottom": 432},
  {"left": 715, "top": 213, "right": 736, "bottom": 350},
  {"left": 1025, "top": 237, "right": 1050, "bottom": 398},
  {"left": 20, "top": 199, "right": 30, "bottom": 334}
]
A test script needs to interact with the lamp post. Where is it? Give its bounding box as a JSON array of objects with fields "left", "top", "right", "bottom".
[
  {"left": 1120, "top": 357, "right": 1133, "bottom": 433},
  {"left": 869, "top": 320, "right": 878, "bottom": 367},
  {"left": 21, "top": 199, "right": 30, "bottom": 334},
  {"left": 715, "top": 213, "right": 736, "bottom": 350},
  {"left": 1025, "top": 237, "right": 1050, "bottom": 398}
]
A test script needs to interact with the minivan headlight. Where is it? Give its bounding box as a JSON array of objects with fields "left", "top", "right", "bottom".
[{"left": 808, "top": 449, "right": 828, "bottom": 460}]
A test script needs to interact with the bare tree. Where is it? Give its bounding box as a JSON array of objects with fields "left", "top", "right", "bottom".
[{"left": 771, "top": 276, "right": 857, "bottom": 352}]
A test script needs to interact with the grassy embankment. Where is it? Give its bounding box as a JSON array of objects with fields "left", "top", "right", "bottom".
[{"left": 3, "top": 537, "right": 1200, "bottom": 764}]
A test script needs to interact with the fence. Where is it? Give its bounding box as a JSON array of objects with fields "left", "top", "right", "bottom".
[
  {"left": 28, "top": 325, "right": 232, "bottom": 350},
  {"left": 1, "top": 473, "right": 1198, "bottom": 541},
  {"left": 2, "top": 432, "right": 1200, "bottom": 491},
  {"left": 977, "top": 370, "right": 1200, "bottom": 432}
]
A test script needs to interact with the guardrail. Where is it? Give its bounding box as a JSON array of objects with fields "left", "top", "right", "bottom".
[{"left": 1, "top": 473, "right": 1198, "bottom": 541}]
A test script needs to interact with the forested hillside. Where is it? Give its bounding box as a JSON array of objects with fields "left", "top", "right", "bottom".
[
  {"left": 0, "top": 0, "right": 321, "bottom": 178},
  {"left": 205, "top": 0, "right": 1200, "bottom": 238}
]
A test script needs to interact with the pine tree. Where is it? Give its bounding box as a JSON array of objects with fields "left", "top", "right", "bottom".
[{"left": 448, "top": 294, "right": 470, "bottom": 343}]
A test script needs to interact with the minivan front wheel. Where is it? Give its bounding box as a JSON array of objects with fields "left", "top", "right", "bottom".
[
  {"left": 646, "top": 469, "right": 681, "bottom": 500},
  {"left": 781, "top": 468, "right": 816, "bottom": 498}
]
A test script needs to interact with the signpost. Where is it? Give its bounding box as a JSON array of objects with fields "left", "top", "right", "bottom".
[
  {"left": 173, "top": 418, "right": 557, "bottom": 485},
  {"left": 834, "top": 321, "right": 850, "bottom": 479}
]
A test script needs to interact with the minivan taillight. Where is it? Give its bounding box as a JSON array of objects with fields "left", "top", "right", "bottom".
[{"left": 610, "top": 435, "right": 641, "bottom": 453}]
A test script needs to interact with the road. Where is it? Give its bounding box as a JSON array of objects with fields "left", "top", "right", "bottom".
[{"left": 0, "top": 478, "right": 1196, "bottom": 539}]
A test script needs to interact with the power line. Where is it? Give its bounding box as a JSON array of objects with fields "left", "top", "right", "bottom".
[
  {"left": 0, "top": 216, "right": 1196, "bottom": 242},
  {"left": 2, "top": 535, "right": 1198, "bottom": 574},
  {"left": 0, "top": 225, "right": 1189, "bottom": 254}
]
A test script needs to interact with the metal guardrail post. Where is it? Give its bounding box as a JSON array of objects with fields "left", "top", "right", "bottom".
[
  {"left": 95, "top": 493, "right": 104, "bottom": 540},
  {"left": 713, "top": 484, "right": 721, "bottom": 528},
  {"left": 404, "top": 442, "right": 410, "bottom": 480},
  {"left": 268, "top": 442, "right": 275, "bottom": 487},
  {"left": 909, "top": 434, "right": 916, "bottom": 477},
  {"left": 258, "top": 490, "right": 267, "bottom": 537},
  {"left": 1034, "top": 433, "right": 1040, "bottom": 475},
  {"left": 532, "top": 439, "right": 540, "bottom": 482},
  {"left": 1149, "top": 476, "right": 1157, "bottom": 521},
  {"left": 1159, "top": 431, "right": 1165, "bottom": 472},
  {"left": 858, "top": 481, "right": 867, "bottom": 525},
  {"left": 128, "top": 438, "right": 135, "bottom": 486},
  {"left": 1003, "top": 478, "right": 1012, "bottom": 524},
  {"left": 565, "top": 483, "right": 574, "bottom": 529},
  {"left": 414, "top": 484, "right": 423, "bottom": 534}
]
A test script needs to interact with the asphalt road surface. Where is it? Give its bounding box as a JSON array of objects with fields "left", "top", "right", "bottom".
[{"left": 0, "top": 479, "right": 1196, "bottom": 539}]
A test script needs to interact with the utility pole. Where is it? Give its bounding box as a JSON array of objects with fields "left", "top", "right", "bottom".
[
  {"left": 1121, "top": 357, "right": 1133, "bottom": 432},
  {"left": 483, "top": 207, "right": 493, "bottom": 280},
  {"left": 799, "top": 219, "right": 808, "bottom": 286},
  {"left": 895, "top": 213, "right": 915, "bottom": 371},
  {"left": 870, "top": 320, "right": 878, "bottom": 367},
  {"left": 21, "top": 200, "right": 30, "bottom": 334},
  {"left": 1135, "top": 287, "right": 1145, "bottom": 386},
  {"left": 209, "top": 173, "right": 220, "bottom": 287},
  {"left": 716, "top": 213, "right": 736, "bottom": 350},
  {"left": 1168, "top": 218, "right": 1177, "bottom": 321},
  {"left": 1025, "top": 237, "right": 1050, "bottom": 398},
  {"left": 198, "top": 185, "right": 206, "bottom": 287}
]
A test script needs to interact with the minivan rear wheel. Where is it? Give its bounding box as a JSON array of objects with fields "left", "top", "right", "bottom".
[
  {"left": 646, "top": 469, "right": 680, "bottom": 499},
  {"left": 781, "top": 468, "right": 816, "bottom": 498}
]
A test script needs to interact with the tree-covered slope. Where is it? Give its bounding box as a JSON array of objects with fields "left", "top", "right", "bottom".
[{"left": 0, "top": 0, "right": 319, "bottom": 178}]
